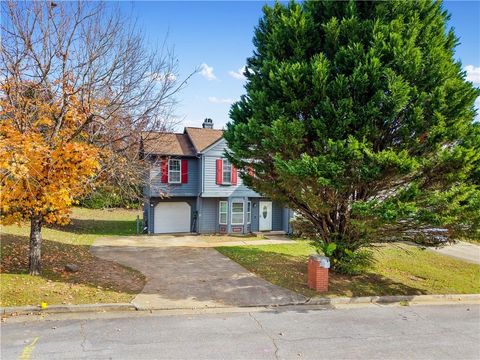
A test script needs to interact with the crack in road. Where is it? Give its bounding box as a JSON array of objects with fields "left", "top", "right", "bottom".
[
  {"left": 2, "top": 304, "right": 478, "bottom": 359},
  {"left": 248, "top": 312, "right": 280, "bottom": 360},
  {"left": 273, "top": 329, "right": 451, "bottom": 343},
  {"left": 79, "top": 320, "right": 87, "bottom": 352}
]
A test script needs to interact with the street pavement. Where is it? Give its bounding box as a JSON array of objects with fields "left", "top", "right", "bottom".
[
  {"left": 428, "top": 241, "right": 480, "bottom": 265},
  {"left": 2, "top": 304, "right": 479, "bottom": 359}
]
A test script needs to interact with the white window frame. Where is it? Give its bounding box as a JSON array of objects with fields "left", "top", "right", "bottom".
[
  {"left": 219, "top": 201, "right": 228, "bottom": 225},
  {"left": 222, "top": 159, "right": 232, "bottom": 184},
  {"left": 247, "top": 201, "right": 251, "bottom": 224},
  {"left": 231, "top": 201, "right": 244, "bottom": 225},
  {"left": 168, "top": 159, "right": 181, "bottom": 184}
]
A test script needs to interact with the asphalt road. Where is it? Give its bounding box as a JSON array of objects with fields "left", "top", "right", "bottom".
[{"left": 1, "top": 304, "right": 479, "bottom": 359}]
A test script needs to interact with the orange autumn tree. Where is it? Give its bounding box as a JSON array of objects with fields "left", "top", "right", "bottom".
[
  {"left": 1, "top": 1, "right": 187, "bottom": 275},
  {"left": 0, "top": 81, "right": 100, "bottom": 275}
]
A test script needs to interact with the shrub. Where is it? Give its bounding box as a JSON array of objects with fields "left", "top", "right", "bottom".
[
  {"left": 313, "top": 238, "right": 374, "bottom": 275},
  {"left": 293, "top": 215, "right": 373, "bottom": 274},
  {"left": 291, "top": 216, "right": 320, "bottom": 239},
  {"left": 332, "top": 248, "right": 374, "bottom": 275},
  {"left": 78, "top": 186, "right": 141, "bottom": 209}
]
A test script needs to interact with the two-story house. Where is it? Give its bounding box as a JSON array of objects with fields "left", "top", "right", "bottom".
[{"left": 142, "top": 118, "right": 293, "bottom": 234}]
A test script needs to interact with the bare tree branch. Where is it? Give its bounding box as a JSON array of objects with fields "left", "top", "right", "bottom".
[{"left": 1, "top": 0, "right": 196, "bottom": 202}]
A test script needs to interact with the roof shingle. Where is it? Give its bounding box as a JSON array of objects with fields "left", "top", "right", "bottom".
[
  {"left": 185, "top": 127, "right": 224, "bottom": 152},
  {"left": 142, "top": 132, "right": 196, "bottom": 156}
]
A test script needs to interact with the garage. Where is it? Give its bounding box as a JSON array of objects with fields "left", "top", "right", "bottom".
[{"left": 154, "top": 202, "right": 191, "bottom": 233}]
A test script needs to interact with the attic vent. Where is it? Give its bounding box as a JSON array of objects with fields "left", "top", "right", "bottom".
[{"left": 202, "top": 118, "right": 213, "bottom": 129}]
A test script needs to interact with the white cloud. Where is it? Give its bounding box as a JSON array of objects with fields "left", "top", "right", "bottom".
[
  {"left": 199, "top": 63, "right": 217, "bottom": 81},
  {"left": 208, "top": 96, "right": 235, "bottom": 104},
  {"left": 465, "top": 65, "right": 480, "bottom": 85},
  {"left": 228, "top": 66, "right": 246, "bottom": 80}
]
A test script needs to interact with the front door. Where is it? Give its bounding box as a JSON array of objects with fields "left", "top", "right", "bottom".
[{"left": 259, "top": 201, "right": 272, "bottom": 231}]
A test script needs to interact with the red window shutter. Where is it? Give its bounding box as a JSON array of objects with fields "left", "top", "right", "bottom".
[
  {"left": 216, "top": 159, "right": 223, "bottom": 185},
  {"left": 181, "top": 159, "right": 188, "bottom": 183},
  {"left": 161, "top": 159, "right": 168, "bottom": 183},
  {"left": 232, "top": 166, "right": 238, "bottom": 185}
]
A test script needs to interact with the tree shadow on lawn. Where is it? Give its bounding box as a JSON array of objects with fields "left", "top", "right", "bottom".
[
  {"left": 48, "top": 218, "right": 139, "bottom": 236},
  {"left": 1, "top": 234, "right": 145, "bottom": 298},
  {"left": 217, "top": 246, "right": 426, "bottom": 297}
]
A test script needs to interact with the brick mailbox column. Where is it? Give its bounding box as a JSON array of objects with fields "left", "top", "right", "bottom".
[{"left": 307, "top": 255, "right": 330, "bottom": 292}]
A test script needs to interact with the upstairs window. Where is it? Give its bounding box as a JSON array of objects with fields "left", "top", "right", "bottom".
[
  {"left": 168, "top": 159, "right": 181, "bottom": 183},
  {"left": 216, "top": 159, "right": 237, "bottom": 185},
  {"left": 162, "top": 158, "right": 188, "bottom": 184},
  {"left": 222, "top": 159, "right": 232, "bottom": 184}
]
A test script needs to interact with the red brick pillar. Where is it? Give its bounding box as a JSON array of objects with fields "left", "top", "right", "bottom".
[{"left": 307, "top": 255, "right": 330, "bottom": 292}]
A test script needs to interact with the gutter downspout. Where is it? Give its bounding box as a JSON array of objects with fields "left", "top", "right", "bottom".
[{"left": 196, "top": 153, "right": 203, "bottom": 233}]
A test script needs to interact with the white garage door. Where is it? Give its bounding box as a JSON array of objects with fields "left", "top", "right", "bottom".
[{"left": 154, "top": 202, "right": 191, "bottom": 233}]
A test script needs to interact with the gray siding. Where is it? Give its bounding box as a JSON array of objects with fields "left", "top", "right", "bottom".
[
  {"left": 201, "top": 139, "right": 260, "bottom": 198},
  {"left": 203, "top": 140, "right": 226, "bottom": 157},
  {"left": 272, "top": 201, "right": 284, "bottom": 231},
  {"left": 148, "top": 157, "right": 199, "bottom": 197},
  {"left": 143, "top": 199, "right": 150, "bottom": 234},
  {"left": 282, "top": 207, "right": 293, "bottom": 234},
  {"left": 199, "top": 197, "right": 255, "bottom": 234},
  {"left": 198, "top": 198, "right": 218, "bottom": 233},
  {"left": 250, "top": 198, "right": 260, "bottom": 232}
]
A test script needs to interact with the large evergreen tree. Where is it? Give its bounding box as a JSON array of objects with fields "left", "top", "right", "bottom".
[{"left": 225, "top": 0, "right": 480, "bottom": 270}]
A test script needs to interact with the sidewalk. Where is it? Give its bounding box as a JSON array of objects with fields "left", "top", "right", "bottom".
[{"left": 93, "top": 235, "right": 295, "bottom": 248}]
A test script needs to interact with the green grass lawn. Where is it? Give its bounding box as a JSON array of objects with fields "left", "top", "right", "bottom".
[
  {"left": 1, "top": 208, "right": 145, "bottom": 307},
  {"left": 2, "top": 207, "right": 141, "bottom": 247},
  {"left": 216, "top": 241, "right": 480, "bottom": 297}
]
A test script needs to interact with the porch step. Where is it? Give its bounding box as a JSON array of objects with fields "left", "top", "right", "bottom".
[{"left": 253, "top": 231, "right": 287, "bottom": 236}]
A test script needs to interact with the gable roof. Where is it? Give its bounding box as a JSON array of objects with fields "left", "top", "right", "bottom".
[
  {"left": 184, "top": 127, "right": 224, "bottom": 152},
  {"left": 141, "top": 132, "right": 196, "bottom": 156}
]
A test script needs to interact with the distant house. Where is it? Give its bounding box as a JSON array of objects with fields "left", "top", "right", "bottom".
[{"left": 142, "top": 118, "right": 293, "bottom": 234}]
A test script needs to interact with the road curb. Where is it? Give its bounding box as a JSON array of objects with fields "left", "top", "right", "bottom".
[
  {"left": 131, "top": 299, "right": 308, "bottom": 311},
  {"left": 2, "top": 294, "right": 479, "bottom": 317},
  {"left": 1, "top": 303, "right": 136, "bottom": 316},
  {"left": 306, "top": 293, "right": 480, "bottom": 306}
]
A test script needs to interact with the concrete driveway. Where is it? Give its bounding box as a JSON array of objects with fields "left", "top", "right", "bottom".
[{"left": 91, "top": 236, "right": 306, "bottom": 310}]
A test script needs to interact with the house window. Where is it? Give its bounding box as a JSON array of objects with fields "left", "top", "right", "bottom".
[
  {"left": 247, "top": 201, "right": 251, "bottom": 224},
  {"left": 231, "top": 201, "right": 244, "bottom": 225},
  {"left": 222, "top": 159, "right": 232, "bottom": 184},
  {"left": 168, "top": 159, "right": 181, "bottom": 183},
  {"left": 219, "top": 201, "right": 228, "bottom": 225}
]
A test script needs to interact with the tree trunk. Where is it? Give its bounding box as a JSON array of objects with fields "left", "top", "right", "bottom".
[{"left": 29, "top": 215, "right": 43, "bottom": 275}]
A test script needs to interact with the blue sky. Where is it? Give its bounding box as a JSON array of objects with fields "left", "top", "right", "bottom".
[{"left": 125, "top": 1, "right": 480, "bottom": 130}]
